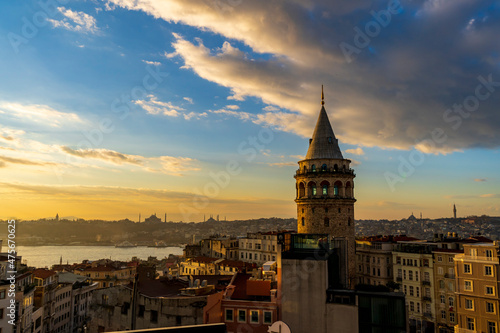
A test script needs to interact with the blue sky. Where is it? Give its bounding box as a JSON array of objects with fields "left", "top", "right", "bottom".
[{"left": 0, "top": 0, "right": 499, "bottom": 221}]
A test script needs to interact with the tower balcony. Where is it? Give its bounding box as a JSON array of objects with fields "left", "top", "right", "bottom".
[
  {"left": 295, "top": 195, "right": 356, "bottom": 202},
  {"left": 294, "top": 168, "right": 355, "bottom": 178}
]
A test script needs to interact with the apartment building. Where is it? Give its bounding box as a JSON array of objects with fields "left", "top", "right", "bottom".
[
  {"left": 239, "top": 232, "right": 282, "bottom": 264},
  {"left": 393, "top": 241, "right": 437, "bottom": 333},
  {"left": 200, "top": 236, "right": 239, "bottom": 260},
  {"left": 455, "top": 242, "right": 500, "bottom": 333},
  {"left": 433, "top": 249, "right": 462, "bottom": 333},
  {"left": 356, "top": 235, "right": 417, "bottom": 286}
]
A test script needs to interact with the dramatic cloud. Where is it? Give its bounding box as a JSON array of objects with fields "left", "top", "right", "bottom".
[
  {"left": 135, "top": 95, "right": 206, "bottom": 120},
  {"left": 345, "top": 148, "right": 365, "bottom": 156},
  {"left": 474, "top": 178, "right": 487, "bottom": 182},
  {"left": 142, "top": 60, "right": 162, "bottom": 66},
  {"left": 108, "top": 0, "right": 500, "bottom": 153},
  {"left": 48, "top": 7, "right": 99, "bottom": 33},
  {"left": 60, "top": 146, "right": 200, "bottom": 176},
  {"left": 61, "top": 146, "right": 142, "bottom": 165},
  {"left": 0, "top": 102, "right": 84, "bottom": 127},
  {"left": 0, "top": 155, "right": 57, "bottom": 168}
]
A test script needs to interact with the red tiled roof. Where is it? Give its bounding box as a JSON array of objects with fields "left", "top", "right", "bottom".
[
  {"left": 33, "top": 269, "right": 56, "bottom": 279},
  {"left": 228, "top": 273, "right": 252, "bottom": 300},
  {"left": 190, "top": 257, "right": 218, "bottom": 264},
  {"left": 218, "top": 260, "right": 255, "bottom": 268},
  {"left": 246, "top": 280, "right": 271, "bottom": 297},
  {"left": 464, "top": 236, "right": 493, "bottom": 243}
]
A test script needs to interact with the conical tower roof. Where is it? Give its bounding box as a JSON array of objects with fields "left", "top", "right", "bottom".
[{"left": 305, "top": 91, "right": 343, "bottom": 160}]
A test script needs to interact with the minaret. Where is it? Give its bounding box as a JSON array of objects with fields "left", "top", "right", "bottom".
[
  {"left": 453, "top": 204, "right": 457, "bottom": 219},
  {"left": 294, "top": 86, "right": 356, "bottom": 285}
]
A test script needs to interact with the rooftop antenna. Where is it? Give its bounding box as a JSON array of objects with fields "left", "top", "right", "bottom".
[{"left": 321, "top": 84, "right": 325, "bottom": 105}]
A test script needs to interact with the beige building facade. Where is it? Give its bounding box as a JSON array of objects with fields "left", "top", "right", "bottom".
[{"left": 455, "top": 242, "right": 499, "bottom": 333}]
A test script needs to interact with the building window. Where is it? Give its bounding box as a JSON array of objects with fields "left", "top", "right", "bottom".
[
  {"left": 449, "top": 256, "right": 454, "bottom": 263},
  {"left": 0, "top": 291, "right": 5, "bottom": 299},
  {"left": 409, "top": 301, "right": 414, "bottom": 312},
  {"left": 449, "top": 297, "right": 454, "bottom": 307},
  {"left": 449, "top": 312, "right": 455, "bottom": 322},
  {"left": 416, "top": 287, "right": 420, "bottom": 297},
  {"left": 409, "top": 286, "right": 414, "bottom": 296},
  {"left": 441, "top": 310, "right": 446, "bottom": 319},
  {"left": 409, "top": 271, "right": 413, "bottom": 281},
  {"left": 467, "top": 318, "right": 475, "bottom": 331},
  {"left": 322, "top": 185, "right": 328, "bottom": 195},
  {"left": 263, "top": 311, "right": 272, "bottom": 324},
  {"left": 334, "top": 184, "right": 339, "bottom": 196},
  {"left": 437, "top": 256, "right": 443, "bottom": 262},
  {"left": 438, "top": 267, "right": 443, "bottom": 275},
  {"left": 225, "top": 309, "right": 234, "bottom": 322},
  {"left": 403, "top": 270, "right": 406, "bottom": 280},
  {"left": 486, "top": 286, "right": 495, "bottom": 295},
  {"left": 301, "top": 217, "right": 304, "bottom": 226},
  {"left": 486, "top": 302, "right": 495, "bottom": 313},
  {"left": 238, "top": 310, "right": 246, "bottom": 323},
  {"left": 440, "top": 295, "right": 445, "bottom": 304},
  {"left": 485, "top": 265, "right": 493, "bottom": 276},
  {"left": 311, "top": 164, "right": 316, "bottom": 172},
  {"left": 150, "top": 310, "right": 158, "bottom": 323},
  {"left": 488, "top": 322, "right": 497, "bottom": 333},
  {"left": 464, "top": 280, "right": 473, "bottom": 291},
  {"left": 464, "top": 264, "right": 471, "bottom": 274},
  {"left": 250, "top": 310, "right": 259, "bottom": 324},
  {"left": 138, "top": 305, "right": 145, "bottom": 318},
  {"left": 396, "top": 257, "right": 401, "bottom": 264},
  {"left": 324, "top": 218, "right": 329, "bottom": 227},
  {"left": 312, "top": 186, "right": 317, "bottom": 196},
  {"left": 465, "top": 299, "right": 474, "bottom": 310},
  {"left": 415, "top": 271, "right": 419, "bottom": 281},
  {"left": 486, "top": 249, "right": 493, "bottom": 258}
]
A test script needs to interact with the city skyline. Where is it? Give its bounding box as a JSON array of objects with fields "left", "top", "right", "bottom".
[{"left": 0, "top": 1, "right": 499, "bottom": 221}]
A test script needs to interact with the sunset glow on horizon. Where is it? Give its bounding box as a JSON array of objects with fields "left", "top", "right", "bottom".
[{"left": 0, "top": 0, "right": 499, "bottom": 221}]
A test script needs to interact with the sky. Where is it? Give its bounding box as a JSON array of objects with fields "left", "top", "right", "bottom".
[{"left": 0, "top": 0, "right": 499, "bottom": 221}]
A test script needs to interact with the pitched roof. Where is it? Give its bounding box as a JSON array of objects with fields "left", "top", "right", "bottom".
[
  {"left": 305, "top": 106, "right": 343, "bottom": 160},
  {"left": 33, "top": 268, "right": 57, "bottom": 279}
]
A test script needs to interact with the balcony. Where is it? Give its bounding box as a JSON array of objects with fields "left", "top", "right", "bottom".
[
  {"left": 456, "top": 254, "right": 499, "bottom": 263},
  {"left": 455, "top": 328, "right": 476, "bottom": 333}
]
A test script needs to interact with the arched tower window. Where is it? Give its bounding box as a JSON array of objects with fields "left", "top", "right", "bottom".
[
  {"left": 334, "top": 181, "right": 342, "bottom": 196},
  {"left": 311, "top": 164, "right": 316, "bottom": 172},
  {"left": 348, "top": 217, "right": 352, "bottom": 226},
  {"left": 308, "top": 181, "right": 317, "bottom": 197},
  {"left": 301, "top": 217, "right": 305, "bottom": 226},
  {"left": 324, "top": 217, "right": 330, "bottom": 227},
  {"left": 299, "top": 182, "right": 305, "bottom": 198},
  {"left": 320, "top": 180, "right": 329, "bottom": 196},
  {"left": 303, "top": 166, "right": 307, "bottom": 173},
  {"left": 321, "top": 164, "right": 327, "bottom": 172},
  {"left": 334, "top": 164, "right": 338, "bottom": 172}
]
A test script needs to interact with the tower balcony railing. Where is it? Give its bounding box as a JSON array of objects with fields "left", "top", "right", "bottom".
[
  {"left": 296, "top": 194, "right": 355, "bottom": 200},
  {"left": 295, "top": 168, "right": 356, "bottom": 177}
]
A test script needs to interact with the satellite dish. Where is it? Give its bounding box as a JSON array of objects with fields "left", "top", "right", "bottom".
[{"left": 268, "top": 321, "right": 291, "bottom": 333}]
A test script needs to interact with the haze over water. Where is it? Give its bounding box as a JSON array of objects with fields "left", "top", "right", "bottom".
[{"left": 16, "top": 246, "right": 184, "bottom": 268}]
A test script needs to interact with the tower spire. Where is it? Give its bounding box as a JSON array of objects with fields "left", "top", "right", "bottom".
[{"left": 321, "top": 85, "right": 324, "bottom": 106}]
